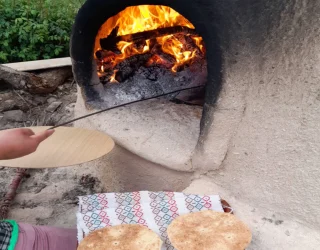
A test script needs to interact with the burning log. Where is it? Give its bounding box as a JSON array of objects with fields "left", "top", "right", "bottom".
[
  {"left": 98, "top": 47, "right": 177, "bottom": 83},
  {"left": 96, "top": 27, "right": 206, "bottom": 84},
  {"left": 148, "top": 44, "right": 176, "bottom": 69},
  {"left": 100, "top": 26, "right": 199, "bottom": 52}
]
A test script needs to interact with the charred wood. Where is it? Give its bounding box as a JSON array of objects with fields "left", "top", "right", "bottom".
[
  {"left": 114, "top": 53, "right": 153, "bottom": 82},
  {"left": 100, "top": 26, "right": 198, "bottom": 52}
]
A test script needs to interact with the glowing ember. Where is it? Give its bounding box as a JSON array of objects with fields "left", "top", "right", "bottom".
[{"left": 95, "top": 5, "right": 205, "bottom": 80}]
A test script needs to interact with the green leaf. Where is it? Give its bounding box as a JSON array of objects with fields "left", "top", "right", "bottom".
[{"left": 0, "top": 0, "right": 85, "bottom": 63}]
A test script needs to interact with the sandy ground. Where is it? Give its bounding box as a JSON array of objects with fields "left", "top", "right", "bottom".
[
  {"left": 0, "top": 76, "right": 88, "bottom": 228},
  {"left": 0, "top": 166, "right": 103, "bottom": 228}
]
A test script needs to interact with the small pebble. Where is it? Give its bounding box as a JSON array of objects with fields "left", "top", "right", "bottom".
[
  {"left": 0, "top": 99, "right": 15, "bottom": 112},
  {"left": 275, "top": 220, "right": 283, "bottom": 225},
  {"left": 46, "top": 101, "right": 62, "bottom": 112},
  {"left": 285, "top": 230, "right": 290, "bottom": 236},
  {"left": 65, "top": 103, "right": 75, "bottom": 114},
  {"left": 33, "top": 96, "right": 47, "bottom": 105},
  {"left": 3, "top": 110, "right": 26, "bottom": 122},
  {"left": 47, "top": 97, "right": 57, "bottom": 104}
]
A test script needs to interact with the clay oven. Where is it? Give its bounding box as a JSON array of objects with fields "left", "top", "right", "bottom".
[
  {"left": 71, "top": 0, "right": 320, "bottom": 235},
  {"left": 71, "top": 0, "right": 222, "bottom": 170}
]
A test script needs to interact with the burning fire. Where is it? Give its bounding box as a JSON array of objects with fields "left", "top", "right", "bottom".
[{"left": 95, "top": 5, "right": 205, "bottom": 79}]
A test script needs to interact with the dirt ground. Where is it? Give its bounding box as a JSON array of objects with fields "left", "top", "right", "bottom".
[{"left": 0, "top": 75, "right": 104, "bottom": 228}]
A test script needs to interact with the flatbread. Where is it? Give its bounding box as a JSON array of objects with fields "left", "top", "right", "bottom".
[
  {"left": 167, "top": 210, "right": 251, "bottom": 250},
  {"left": 77, "top": 224, "right": 162, "bottom": 250},
  {"left": 0, "top": 126, "right": 114, "bottom": 168}
]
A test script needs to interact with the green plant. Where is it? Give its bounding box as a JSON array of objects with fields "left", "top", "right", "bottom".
[{"left": 0, "top": 0, "right": 84, "bottom": 63}]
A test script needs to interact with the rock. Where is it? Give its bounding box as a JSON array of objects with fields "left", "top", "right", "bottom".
[
  {"left": 65, "top": 103, "right": 75, "bottom": 114},
  {"left": 46, "top": 101, "right": 62, "bottom": 112},
  {"left": 285, "top": 230, "right": 290, "bottom": 236},
  {"left": 3, "top": 110, "right": 26, "bottom": 122},
  {"left": 24, "top": 121, "right": 32, "bottom": 127},
  {"left": 47, "top": 97, "right": 57, "bottom": 104},
  {"left": 33, "top": 96, "right": 47, "bottom": 105},
  {"left": 0, "top": 99, "right": 16, "bottom": 112}
]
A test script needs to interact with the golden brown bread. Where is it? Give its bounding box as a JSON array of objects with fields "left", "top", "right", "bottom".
[
  {"left": 77, "top": 224, "right": 162, "bottom": 250},
  {"left": 167, "top": 210, "right": 252, "bottom": 250}
]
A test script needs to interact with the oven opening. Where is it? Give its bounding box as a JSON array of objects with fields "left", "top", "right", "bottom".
[{"left": 94, "top": 5, "right": 207, "bottom": 106}]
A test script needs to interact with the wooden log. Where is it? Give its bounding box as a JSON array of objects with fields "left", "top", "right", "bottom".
[
  {"left": 147, "top": 44, "right": 176, "bottom": 69},
  {"left": 100, "top": 26, "right": 198, "bottom": 52},
  {"left": 0, "top": 65, "right": 72, "bottom": 94},
  {"left": 2, "top": 57, "right": 72, "bottom": 72}
]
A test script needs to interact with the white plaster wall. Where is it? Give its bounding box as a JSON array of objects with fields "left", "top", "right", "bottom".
[{"left": 196, "top": 23, "right": 320, "bottom": 230}]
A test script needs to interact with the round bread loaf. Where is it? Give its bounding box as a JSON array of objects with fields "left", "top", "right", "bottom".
[
  {"left": 167, "top": 210, "right": 251, "bottom": 250},
  {"left": 78, "top": 224, "right": 162, "bottom": 250}
]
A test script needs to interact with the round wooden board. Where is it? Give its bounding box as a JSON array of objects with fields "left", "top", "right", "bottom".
[{"left": 0, "top": 126, "right": 115, "bottom": 168}]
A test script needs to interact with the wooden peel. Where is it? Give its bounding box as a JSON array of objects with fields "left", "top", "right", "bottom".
[{"left": 0, "top": 126, "right": 114, "bottom": 168}]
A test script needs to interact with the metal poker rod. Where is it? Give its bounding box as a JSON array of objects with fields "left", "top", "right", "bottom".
[{"left": 48, "top": 85, "right": 204, "bottom": 130}]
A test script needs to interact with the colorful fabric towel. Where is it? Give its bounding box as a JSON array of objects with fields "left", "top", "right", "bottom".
[{"left": 77, "top": 191, "right": 224, "bottom": 250}]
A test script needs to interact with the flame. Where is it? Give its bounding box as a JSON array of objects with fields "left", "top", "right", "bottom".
[
  {"left": 192, "top": 37, "right": 205, "bottom": 54},
  {"left": 95, "top": 5, "right": 204, "bottom": 76},
  {"left": 112, "top": 5, "right": 194, "bottom": 35},
  {"left": 110, "top": 70, "right": 118, "bottom": 83}
]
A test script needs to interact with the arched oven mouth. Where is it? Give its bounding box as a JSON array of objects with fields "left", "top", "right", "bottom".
[
  {"left": 70, "top": 0, "right": 222, "bottom": 169},
  {"left": 71, "top": 0, "right": 222, "bottom": 108}
]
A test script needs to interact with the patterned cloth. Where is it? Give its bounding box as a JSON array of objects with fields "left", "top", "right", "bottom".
[
  {"left": 0, "top": 221, "right": 13, "bottom": 250},
  {"left": 77, "top": 191, "right": 224, "bottom": 250}
]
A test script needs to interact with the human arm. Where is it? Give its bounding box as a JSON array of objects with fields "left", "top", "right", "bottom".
[{"left": 0, "top": 128, "right": 54, "bottom": 160}]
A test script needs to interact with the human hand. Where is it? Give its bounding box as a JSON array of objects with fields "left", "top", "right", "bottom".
[{"left": 0, "top": 128, "right": 55, "bottom": 160}]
